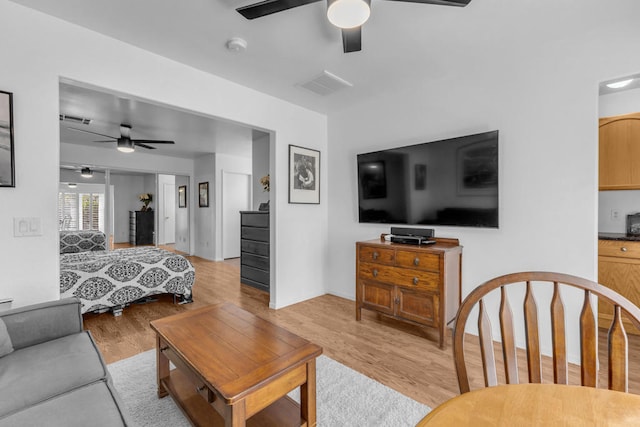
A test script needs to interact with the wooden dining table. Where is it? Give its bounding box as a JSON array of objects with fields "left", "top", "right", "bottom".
[{"left": 416, "top": 383, "right": 640, "bottom": 426}]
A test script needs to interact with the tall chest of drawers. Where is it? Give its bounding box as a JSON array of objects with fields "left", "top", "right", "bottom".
[
  {"left": 356, "top": 237, "right": 462, "bottom": 348},
  {"left": 240, "top": 211, "right": 270, "bottom": 292}
]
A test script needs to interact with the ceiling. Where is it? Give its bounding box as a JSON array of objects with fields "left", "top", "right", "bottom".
[
  {"left": 14, "top": 0, "right": 640, "bottom": 161},
  {"left": 59, "top": 81, "right": 261, "bottom": 160},
  {"left": 11, "top": 0, "right": 492, "bottom": 115}
]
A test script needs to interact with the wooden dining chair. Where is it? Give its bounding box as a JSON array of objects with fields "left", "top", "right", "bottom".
[{"left": 453, "top": 271, "right": 640, "bottom": 394}]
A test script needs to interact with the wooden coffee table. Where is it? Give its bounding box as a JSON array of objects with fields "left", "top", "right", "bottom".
[{"left": 150, "top": 303, "right": 322, "bottom": 427}]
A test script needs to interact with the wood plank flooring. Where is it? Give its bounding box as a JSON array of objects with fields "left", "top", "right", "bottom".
[{"left": 85, "top": 247, "right": 640, "bottom": 410}]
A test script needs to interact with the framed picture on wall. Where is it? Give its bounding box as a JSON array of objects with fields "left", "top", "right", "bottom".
[
  {"left": 0, "top": 90, "right": 15, "bottom": 188},
  {"left": 199, "top": 182, "right": 209, "bottom": 207},
  {"left": 288, "top": 144, "right": 320, "bottom": 204},
  {"left": 178, "top": 185, "right": 187, "bottom": 208}
]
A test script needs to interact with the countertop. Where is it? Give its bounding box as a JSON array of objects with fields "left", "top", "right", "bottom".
[{"left": 598, "top": 232, "right": 640, "bottom": 241}]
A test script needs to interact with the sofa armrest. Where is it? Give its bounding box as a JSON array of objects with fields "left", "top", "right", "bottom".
[{"left": 0, "top": 298, "right": 83, "bottom": 350}]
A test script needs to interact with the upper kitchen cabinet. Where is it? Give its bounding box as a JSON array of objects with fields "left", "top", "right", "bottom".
[{"left": 599, "top": 112, "right": 640, "bottom": 190}]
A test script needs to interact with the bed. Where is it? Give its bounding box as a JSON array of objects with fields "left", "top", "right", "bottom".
[{"left": 60, "top": 247, "right": 195, "bottom": 315}]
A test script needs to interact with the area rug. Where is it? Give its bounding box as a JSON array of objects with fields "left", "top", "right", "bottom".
[{"left": 108, "top": 350, "right": 431, "bottom": 427}]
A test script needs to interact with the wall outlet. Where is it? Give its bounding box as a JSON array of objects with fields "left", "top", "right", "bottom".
[{"left": 611, "top": 209, "right": 621, "bottom": 220}]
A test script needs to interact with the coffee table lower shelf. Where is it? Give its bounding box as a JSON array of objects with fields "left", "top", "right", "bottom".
[{"left": 161, "top": 368, "right": 306, "bottom": 427}]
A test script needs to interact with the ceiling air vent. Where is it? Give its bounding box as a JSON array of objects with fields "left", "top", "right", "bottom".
[
  {"left": 297, "top": 70, "right": 353, "bottom": 96},
  {"left": 59, "top": 114, "right": 92, "bottom": 125}
]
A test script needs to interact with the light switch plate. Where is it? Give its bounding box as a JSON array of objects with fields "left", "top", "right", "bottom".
[{"left": 13, "top": 217, "right": 42, "bottom": 237}]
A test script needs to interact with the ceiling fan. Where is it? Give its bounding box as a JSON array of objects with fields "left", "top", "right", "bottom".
[
  {"left": 236, "top": 0, "right": 472, "bottom": 53},
  {"left": 68, "top": 124, "right": 175, "bottom": 153}
]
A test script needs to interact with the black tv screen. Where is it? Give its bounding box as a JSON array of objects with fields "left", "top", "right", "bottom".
[{"left": 357, "top": 130, "right": 499, "bottom": 228}]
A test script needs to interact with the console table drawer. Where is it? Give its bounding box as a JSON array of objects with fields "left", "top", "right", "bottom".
[
  {"left": 359, "top": 263, "right": 439, "bottom": 292},
  {"left": 395, "top": 250, "right": 440, "bottom": 272},
  {"left": 358, "top": 246, "right": 395, "bottom": 265}
]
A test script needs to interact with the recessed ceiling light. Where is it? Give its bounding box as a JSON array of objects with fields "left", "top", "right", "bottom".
[
  {"left": 606, "top": 79, "right": 634, "bottom": 89},
  {"left": 68, "top": 183, "right": 77, "bottom": 188}
]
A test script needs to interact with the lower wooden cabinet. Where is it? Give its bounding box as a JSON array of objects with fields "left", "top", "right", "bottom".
[
  {"left": 356, "top": 237, "right": 462, "bottom": 348},
  {"left": 598, "top": 239, "right": 640, "bottom": 335}
]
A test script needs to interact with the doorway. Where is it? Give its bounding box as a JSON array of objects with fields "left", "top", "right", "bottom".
[{"left": 222, "top": 171, "right": 251, "bottom": 259}]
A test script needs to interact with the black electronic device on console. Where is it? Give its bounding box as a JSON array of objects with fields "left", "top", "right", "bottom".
[
  {"left": 390, "top": 235, "right": 435, "bottom": 245},
  {"left": 390, "top": 227, "right": 434, "bottom": 239}
]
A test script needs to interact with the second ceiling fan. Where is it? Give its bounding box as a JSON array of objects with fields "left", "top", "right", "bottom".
[
  {"left": 237, "top": 0, "right": 472, "bottom": 53},
  {"left": 69, "top": 124, "right": 175, "bottom": 153}
]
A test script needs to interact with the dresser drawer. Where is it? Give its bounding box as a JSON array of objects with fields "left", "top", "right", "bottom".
[
  {"left": 241, "top": 226, "right": 269, "bottom": 242},
  {"left": 358, "top": 245, "right": 395, "bottom": 265},
  {"left": 395, "top": 250, "right": 440, "bottom": 272},
  {"left": 359, "top": 262, "right": 439, "bottom": 291},
  {"left": 241, "top": 213, "right": 269, "bottom": 228},
  {"left": 599, "top": 239, "right": 640, "bottom": 259}
]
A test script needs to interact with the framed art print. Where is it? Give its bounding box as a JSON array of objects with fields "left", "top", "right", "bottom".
[
  {"left": 0, "top": 90, "right": 15, "bottom": 187},
  {"left": 199, "top": 182, "right": 209, "bottom": 207},
  {"left": 289, "top": 145, "right": 320, "bottom": 204},
  {"left": 178, "top": 185, "right": 187, "bottom": 208}
]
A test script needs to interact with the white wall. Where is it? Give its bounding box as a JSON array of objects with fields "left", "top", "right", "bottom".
[
  {"left": 194, "top": 154, "right": 215, "bottom": 260},
  {"left": 0, "top": 0, "right": 327, "bottom": 309},
  {"left": 111, "top": 174, "right": 146, "bottom": 243},
  {"left": 600, "top": 87, "right": 640, "bottom": 118},
  {"left": 175, "top": 175, "right": 190, "bottom": 253},
  {"left": 326, "top": 1, "right": 640, "bottom": 362},
  {"left": 253, "top": 133, "right": 270, "bottom": 210}
]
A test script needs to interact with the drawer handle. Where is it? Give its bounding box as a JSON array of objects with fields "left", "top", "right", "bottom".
[
  {"left": 373, "top": 269, "right": 379, "bottom": 277},
  {"left": 372, "top": 252, "right": 379, "bottom": 260},
  {"left": 413, "top": 277, "right": 419, "bottom": 285},
  {"left": 414, "top": 257, "right": 420, "bottom": 266},
  {"left": 159, "top": 346, "right": 169, "bottom": 352},
  {"left": 621, "top": 247, "right": 628, "bottom": 252},
  {"left": 196, "top": 385, "right": 207, "bottom": 393}
]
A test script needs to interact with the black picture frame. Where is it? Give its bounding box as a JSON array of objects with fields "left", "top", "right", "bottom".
[
  {"left": 198, "top": 182, "right": 209, "bottom": 207},
  {"left": 0, "top": 90, "right": 15, "bottom": 188},
  {"left": 178, "top": 185, "right": 187, "bottom": 208},
  {"left": 288, "top": 144, "right": 320, "bottom": 204}
]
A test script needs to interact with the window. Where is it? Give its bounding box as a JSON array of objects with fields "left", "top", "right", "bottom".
[{"left": 58, "top": 190, "right": 104, "bottom": 231}]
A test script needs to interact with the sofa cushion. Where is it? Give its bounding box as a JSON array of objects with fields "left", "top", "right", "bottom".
[
  {"left": 0, "top": 331, "right": 107, "bottom": 416},
  {"left": 0, "top": 320, "right": 12, "bottom": 358},
  {"left": 0, "top": 380, "right": 129, "bottom": 427}
]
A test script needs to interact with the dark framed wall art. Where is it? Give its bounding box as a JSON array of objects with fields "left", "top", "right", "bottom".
[
  {"left": 0, "top": 90, "right": 15, "bottom": 187},
  {"left": 289, "top": 144, "right": 320, "bottom": 204},
  {"left": 198, "top": 182, "right": 209, "bottom": 207},
  {"left": 178, "top": 185, "right": 187, "bottom": 208}
]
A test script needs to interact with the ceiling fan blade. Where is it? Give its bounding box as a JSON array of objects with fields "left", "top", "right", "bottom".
[
  {"left": 383, "top": 0, "right": 471, "bottom": 6},
  {"left": 342, "top": 28, "right": 362, "bottom": 53},
  {"left": 237, "top": 0, "right": 322, "bottom": 19},
  {"left": 92, "top": 140, "right": 115, "bottom": 143},
  {"left": 131, "top": 139, "right": 175, "bottom": 144},
  {"left": 134, "top": 143, "right": 157, "bottom": 150},
  {"left": 67, "top": 127, "right": 117, "bottom": 140}
]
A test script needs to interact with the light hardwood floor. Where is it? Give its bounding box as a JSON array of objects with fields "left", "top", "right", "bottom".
[{"left": 85, "top": 247, "right": 640, "bottom": 410}]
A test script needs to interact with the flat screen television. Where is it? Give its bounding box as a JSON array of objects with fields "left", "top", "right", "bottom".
[{"left": 357, "top": 130, "right": 499, "bottom": 228}]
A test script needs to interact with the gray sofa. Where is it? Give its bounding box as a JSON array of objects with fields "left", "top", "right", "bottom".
[{"left": 0, "top": 298, "right": 131, "bottom": 426}]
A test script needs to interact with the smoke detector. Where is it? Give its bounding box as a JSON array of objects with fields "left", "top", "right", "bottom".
[{"left": 226, "top": 37, "right": 247, "bottom": 53}]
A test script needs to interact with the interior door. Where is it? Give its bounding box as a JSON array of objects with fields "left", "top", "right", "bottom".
[
  {"left": 163, "top": 183, "right": 176, "bottom": 244},
  {"left": 223, "top": 171, "right": 251, "bottom": 259}
]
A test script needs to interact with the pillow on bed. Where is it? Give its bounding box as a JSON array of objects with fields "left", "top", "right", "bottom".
[{"left": 0, "top": 318, "right": 13, "bottom": 357}]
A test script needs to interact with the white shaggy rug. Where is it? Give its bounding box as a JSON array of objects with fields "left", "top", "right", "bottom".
[{"left": 108, "top": 350, "right": 430, "bottom": 426}]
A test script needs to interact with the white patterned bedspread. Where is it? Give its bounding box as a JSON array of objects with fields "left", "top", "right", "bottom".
[{"left": 60, "top": 247, "right": 195, "bottom": 314}]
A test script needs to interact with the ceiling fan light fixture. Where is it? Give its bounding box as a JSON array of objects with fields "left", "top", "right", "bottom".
[
  {"left": 327, "top": 0, "right": 370, "bottom": 29},
  {"left": 68, "top": 183, "right": 77, "bottom": 188},
  {"left": 117, "top": 137, "right": 135, "bottom": 153},
  {"left": 80, "top": 167, "right": 93, "bottom": 178},
  {"left": 606, "top": 78, "right": 634, "bottom": 89}
]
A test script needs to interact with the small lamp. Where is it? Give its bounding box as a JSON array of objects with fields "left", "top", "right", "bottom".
[{"left": 327, "top": 0, "right": 371, "bottom": 29}]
